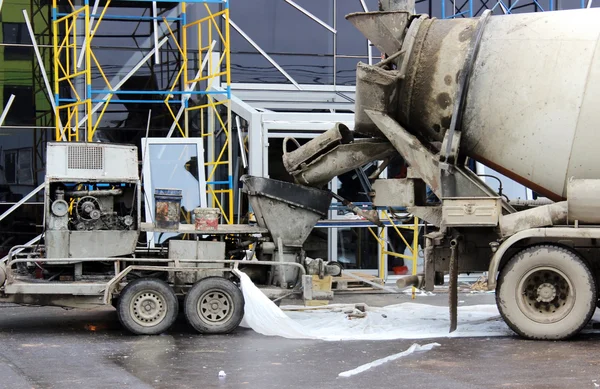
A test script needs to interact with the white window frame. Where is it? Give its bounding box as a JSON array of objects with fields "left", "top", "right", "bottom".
[{"left": 141, "top": 137, "right": 207, "bottom": 248}]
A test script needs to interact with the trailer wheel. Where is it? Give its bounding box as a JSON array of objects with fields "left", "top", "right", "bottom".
[
  {"left": 496, "top": 245, "right": 596, "bottom": 340},
  {"left": 117, "top": 278, "right": 179, "bottom": 335},
  {"left": 184, "top": 277, "right": 244, "bottom": 334}
]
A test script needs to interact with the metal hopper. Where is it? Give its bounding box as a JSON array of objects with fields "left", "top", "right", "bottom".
[{"left": 241, "top": 175, "right": 332, "bottom": 248}]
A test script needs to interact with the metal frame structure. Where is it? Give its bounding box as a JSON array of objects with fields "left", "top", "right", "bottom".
[
  {"left": 213, "top": 84, "right": 420, "bottom": 279},
  {"left": 368, "top": 213, "right": 420, "bottom": 293},
  {"left": 50, "top": 0, "right": 234, "bottom": 223}
]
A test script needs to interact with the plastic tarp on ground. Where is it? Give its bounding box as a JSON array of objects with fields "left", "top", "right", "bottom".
[{"left": 238, "top": 272, "right": 514, "bottom": 341}]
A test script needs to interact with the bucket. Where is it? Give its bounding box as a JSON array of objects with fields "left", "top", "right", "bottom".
[
  {"left": 392, "top": 266, "right": 409, "bottom": 275},
  {"left": 194, "top": 207, "right": 221, "bottom": 231},
  {"left": 154, "top": 188, "right": 182, "bottom": 229}
]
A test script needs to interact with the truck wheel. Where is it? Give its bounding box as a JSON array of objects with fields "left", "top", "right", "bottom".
[
  {"left": 117, "top": 278, "right": 179, "bottom": 335},
  {"left": 184, "top": 277, "right": 244, "bottom": 334},
  {"left": 496, "top": 245, "right": 596, "bottom": 340}
]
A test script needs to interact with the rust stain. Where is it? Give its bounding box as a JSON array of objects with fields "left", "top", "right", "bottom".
[{"left": 472, "top": 154, "right": 563, "bottom": 202}]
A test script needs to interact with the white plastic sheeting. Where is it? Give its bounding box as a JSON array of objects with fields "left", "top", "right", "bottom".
[
  {"left": 238, "top": 272, "right": 513, "bottom": 341},
  {"left": 338, "top": 343, "right": 441, "bottom": 377}
]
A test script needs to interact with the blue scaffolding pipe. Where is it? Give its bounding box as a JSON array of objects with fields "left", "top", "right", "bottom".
[
  {"left": 91, "top": 99, "right": 184, "bottom": 103},
  {"left": 90, "top": 89, "right": 229, "bottom": 96},
  {"left": 56, "top": 13, "right": 184, "bottom": 20},
  {"left": 89, "top": 14, "right": 183, "bottom": 21},
  {"left": 124, "top": 0, "right": 227, "bottom": 2},
  {"left": 56, "top": 13, "right": 85, "bottom": 18}
]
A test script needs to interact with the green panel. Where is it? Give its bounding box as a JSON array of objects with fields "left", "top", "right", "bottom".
[{"left": 0, "top": 0, "right": 51, "bottom": 123}]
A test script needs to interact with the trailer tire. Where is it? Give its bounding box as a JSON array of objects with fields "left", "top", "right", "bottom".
[
  {"left": 184, "top": 277, "right": 244, "bottom": 334},
  {"left": 117, "top": 278, "right": 179, "bottom": 335},
  {"left": 496, "top": 245, "right": 596, "bottom": 340}
]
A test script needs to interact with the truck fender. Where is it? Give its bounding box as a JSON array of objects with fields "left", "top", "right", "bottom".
[{"left": 487, "top": 227, "right": 600, "bottom": 290}]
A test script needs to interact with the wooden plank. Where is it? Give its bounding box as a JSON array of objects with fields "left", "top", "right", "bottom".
[
  {"left": 331, "top": 273, "right": 385, "bottom": 291},
  {"left": 305, "top": 300, "right": 329, "bottom": 306},
  {"left": 312, "top": 275, "right": 332, "bottom": 292}
]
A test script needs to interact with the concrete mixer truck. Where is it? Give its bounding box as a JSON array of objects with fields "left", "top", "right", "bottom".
[
  {"left": 1, "top": 2, "right": 598, "bottom": 341},
  {"left": 282, "top": 5, "right": 600, "bottom": 340}
]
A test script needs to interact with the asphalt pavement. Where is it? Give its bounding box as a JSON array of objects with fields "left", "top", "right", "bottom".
[{"left": 1, "top": 292, "right": 599, "bottom": 389}]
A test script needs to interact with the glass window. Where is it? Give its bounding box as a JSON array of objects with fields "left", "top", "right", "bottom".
[
  {"left": 335, "top": 56, "right": 369, "bottom": 85},
  {"left": 230, "top": 0, "right": 335, "bottom": 84},
  {"left": 231, "top": 53, "right": 288, "bottom": 84},
  {"left": 2, "top": 22, "right": 32, "bottom": 60},
  {"left": 230, "top": 52, "right": 335, "bottom": 85},
  {"left": 16, "top": 148, "right": 34, "bottom": 185},
  {"left": 271, "top": 54, "right": 334, "bottom": 85},
  {"left": 415, "top": 0, "right": 433, "bottom": 14},
  {"left": 336, "top": 1, "right": 369, "bottom": 56},
  {"left": 3, "top": 151, "right": 17, "bottom": 185},
  {"left": 3, "top": 86, "right": 35, "bottom": 126},
  {"left": 2, "top": 148, "right": 33, "bottom": 185},
  {"left": 337, "top": 227, "right": 379, "bottom": 270},
  {"left": 231, "top": 0, "right": 333, "bottom": 55}
]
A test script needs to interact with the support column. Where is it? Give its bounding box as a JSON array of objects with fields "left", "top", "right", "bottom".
[{"left": 248, "top": 112, "right": 263, "bottom": 177}]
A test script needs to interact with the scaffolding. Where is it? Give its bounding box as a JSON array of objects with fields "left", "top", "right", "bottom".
[
  {"left": 50, "top": 0, "right": 233, "bottom": 223},
  {"left": 366, "top": 211, "right": 420, "bottom": 293},
  {"left": 171, "top": 3, "right": 233, "bottom": 223}
]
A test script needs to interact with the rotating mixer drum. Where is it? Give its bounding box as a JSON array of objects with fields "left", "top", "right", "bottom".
[{"left": 348, "top": 8, "right": 600, "bottom": 200}]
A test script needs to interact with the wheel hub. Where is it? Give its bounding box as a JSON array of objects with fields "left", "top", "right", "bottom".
[
  {"left": 518, "top": 267, "right": 573, "bottom": 324},
  {"left": 199, "top": 290, "right": 233, "bottom": 323},
  {"left": 131, "top": 291, "right": 166, "bottom": 326},
  {"left": 536, "top": 282, "right": 557, "bottom": 303}
]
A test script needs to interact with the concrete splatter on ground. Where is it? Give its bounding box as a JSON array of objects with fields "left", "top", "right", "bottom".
[{"left": 338, "top": 343, "right": 440, "bottom": 377}]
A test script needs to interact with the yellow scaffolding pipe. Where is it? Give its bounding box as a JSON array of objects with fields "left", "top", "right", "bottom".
[
  {"left": 180, "top": 5, "right": 233, "bottom": 223},
  {"left": 369, "top": 212, "right": 420, "bottom": 299},
  {"left": 53, "top": 4, "right": 91, "bottom": 142}
]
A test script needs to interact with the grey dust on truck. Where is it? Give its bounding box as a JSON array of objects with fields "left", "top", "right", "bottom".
[
  {"left": 282, "top": 2, "right": 600, "bottom": 340},
  {"left": 2, "top": 1, "right": 600, "bottom": 340}
]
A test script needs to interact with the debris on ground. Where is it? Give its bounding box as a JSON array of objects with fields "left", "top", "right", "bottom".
[
  {"left": 338, "top": 343, "right": 441, "bottom": 377},
  {"left": 470, "top": 276, "right": 489, "bottom": 291}
]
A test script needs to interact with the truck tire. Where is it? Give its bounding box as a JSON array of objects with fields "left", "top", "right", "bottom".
[
  {"left": 496, "top": 245, "right": 596, "bottom": 340},
  {"left": 184, "top": 277, "right": 244, "bottom": 334},
  {"left": 117, "top": 278, "right": 179, "bottom": 335}
]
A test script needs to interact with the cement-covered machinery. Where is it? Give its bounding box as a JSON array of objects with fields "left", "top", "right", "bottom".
[
  {"left": 284, "top": 4, "right": 600, "bottom": 339},
  {"left": 0, "top": 142, "right": 343, "bottom": 335}
]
